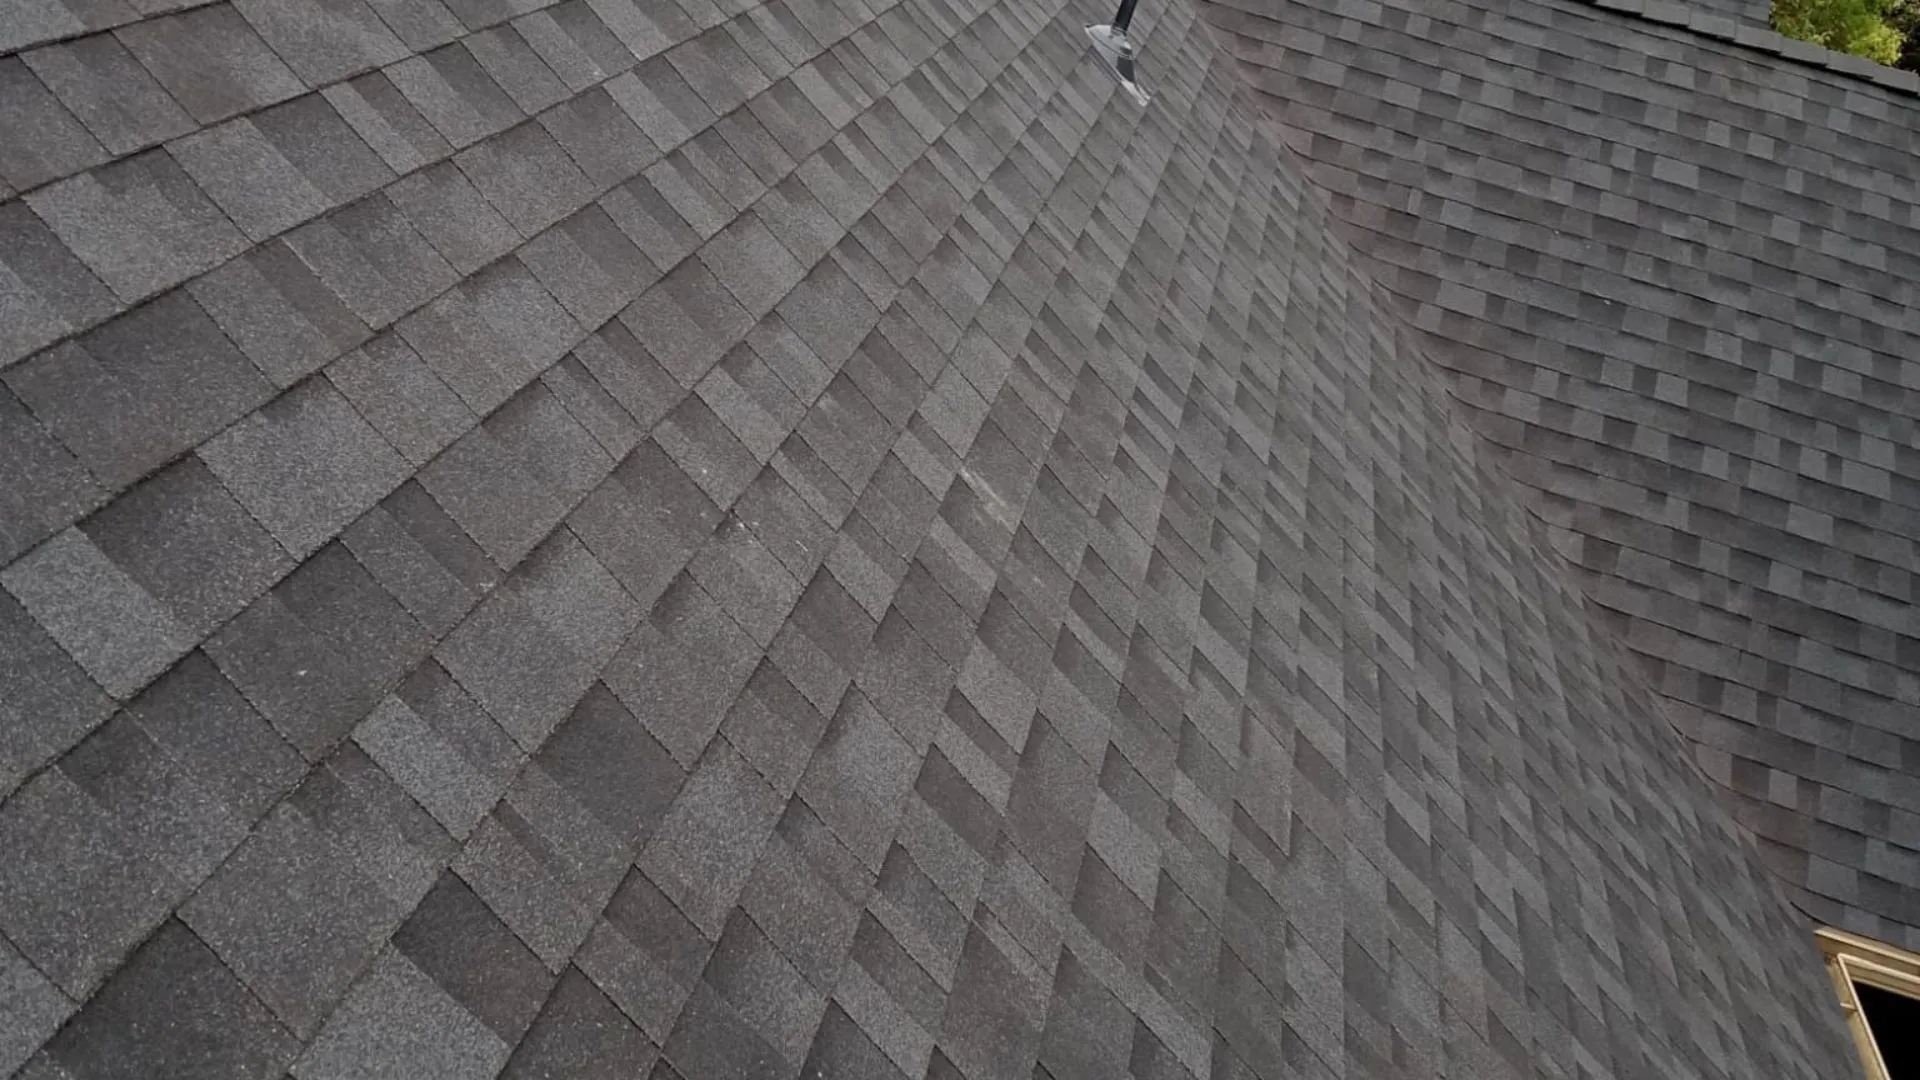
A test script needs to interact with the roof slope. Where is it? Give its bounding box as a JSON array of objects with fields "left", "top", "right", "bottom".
[
  {"left": 0, "top": 0, "right": 1854, "bottom": 1076},
  {"left": 1204, "top": 0, "right": 1920, "bottom": 951}
]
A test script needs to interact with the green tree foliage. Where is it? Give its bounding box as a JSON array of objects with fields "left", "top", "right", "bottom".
[
  {"left": 1888, "top": 0, "right": 1920, "bottom": 67},
  {"left": 1773, "top": 0, "right": 1905, "bottom": 66}
]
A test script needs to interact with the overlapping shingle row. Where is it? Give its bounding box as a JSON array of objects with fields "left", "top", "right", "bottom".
[
  {"left": 0, "top": 0, "right": 1858, "bottom": 1074},
  {"left": 1203, "top": 0, "right": 1920, "bottom": 953}
]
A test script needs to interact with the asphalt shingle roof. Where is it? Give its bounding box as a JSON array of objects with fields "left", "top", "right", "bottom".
[
  {"left": 0, "top": 0, "right": 1872, "bottom": 1075},
  {"left": 1202, "top": 0, "right": 1920, "bottom": 953}
]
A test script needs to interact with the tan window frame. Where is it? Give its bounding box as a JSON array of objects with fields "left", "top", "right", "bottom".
[{"left": 1816, "top": 927, "right": 1920, "bottom": 1080}]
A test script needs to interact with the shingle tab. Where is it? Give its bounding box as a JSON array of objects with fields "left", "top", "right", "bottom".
[
  {"left": 188, "top": 240, "right": 371, "bottom": 385},
  {"left": 385, "top": 158, "right": 522, "bottom": 273},
  {"left": 116, "top": 4, "right": 304, "bottom": 123},
  {"left": 0, "top": 383, "right": 103, "bottom": 566},
  {"left": 0, "top": 765, "right": 184, "bottom": 997},
  {"left": 171, "top": 116, "right": 335, "bottom": 242},
  {"left": 233, "top": 0, "right": 410, "bottom": 85},
  {"left": 81, "top": 454, "right": 293, "bottom": 639},
  {"left": 454, "top": 118, "right": 598, "bottom": 237},
  {"left": 40, "top": 921, "right": 299, "bottom": 1079},
  {"left": 0, "top": 199, "right": 118, "bottom": 366},
  {"left": 0, "top": 528, "right": 192, "bottom": 699},
  {"left": 323, "top": 71, "right": 454, "bottom": 174},
  {"left": 292, "top": 950, "right": 507, "bottom": 1080},
  {"left": 198, "top": 376, "right": 411, "bottom": 555},
  {"left": 326, "top": 332, "right": 478, "bottom": 466},
  {"left": 0, "top": 57, "right": 109, "bottom": 193},
  {"left": 0, "top": 587, "right": 113, "bottom": 796},
  {"left": 26, "top": 148, "right": 247, "bottom": 303},
  {"left": 4, "top": 290, "right": 273, "bottom": 488},
  {"left": 206, "top": 543, "right": 428, "bottom": 758},
  {"left": 21, "top": 34, "right": 194, "bottom": 156}
]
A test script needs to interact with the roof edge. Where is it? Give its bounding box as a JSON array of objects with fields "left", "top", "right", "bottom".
[{"left": 1582, "top": 0, "right": 1920, "bottom": 97}]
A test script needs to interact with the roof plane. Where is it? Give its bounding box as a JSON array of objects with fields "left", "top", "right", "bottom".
[{"left": 0, "top": 0, "right": 1881, "bottom": 1074}]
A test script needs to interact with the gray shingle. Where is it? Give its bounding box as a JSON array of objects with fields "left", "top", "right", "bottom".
[
  {"left": 576, "top": 0, "right": 681, "bottom": 61},
  {"left": 599, "top": 170, "right": 702, "bottom": 269},
  {"left": 251, "top": 93, "right": 395, "bottom": 209},
  {"left": 0, "top": 0, "right": 92, "bottom": 56},
  {"left": 464, "top": 25, "right": 569, "bottom": 113},
  {"left": 81, "top": 454, "right": 293, "bottom": 640},
  {"left": 40, "top": 921, "right": 299, "bottom": 1079},
  {"left": 0, "top": 199, "right": 117, "bottom": 365},
  {"left": 517, "top": 203, "right": 659, "bottom": 328},
  {"left": 0, "top": 589, "right": 111, "bottom": 797},
  {"left": 362, "top": 659, "right": 520, "bottom": 830},
  {"left": 21, "top": 34, "right": 194, "bottom": 155},
  {"left": 0, "top": 937, "right": 71, "bottom": 1078},
  {"left": 797, "top": 692, "right": 918, "bottom": 867},
  {"left": 385, "top": 158, "right": 522, "bottom": 274},
  {"left": 567, "top": 438, "right": 720, "bottom": 608},
  {"left": 565, "top": 320, "right": 681, "bottom": 430},
  {"left": 538, "top": 84, "right": 660, "bottom": 189},
  {"left": 115, "top": 4, "right": 304, "bottom": 123},
  {"left": 432, "top": 543, "right": 611, "bottom": 749},
  {"left": 0, "top": 57, "right": 109, "bottom": 193},
  {"left": 641, "top": 149, "right": 734, "bottom": 239},
  {"left": 536, "top": 683, "right": 685, "bottom": 848},
  {"left": 514, "top": 6, "right": 627, "bottom": 91},
  {"left": 453, "top": 766, "right": 630, "bottom": 966},
  {"left": 351, "top": 692, "right": 509, "bottom": 838},
  {"left": 440, "top": 0, "right": 544, "bottom": 31},
  {"left": 618, "top": 254, "right": 752, "bottom": 387},
  {"left": 0, "top": 382, "right": 102, "bottom": 566},
  {"left": 572, "top": 909, "right": 690, "bottom": 1045},
  {"left": 26, "top": 148, "right": 247, "bottom": 303},
  {"left": 323, "top": 71, "right": 453, "bottom": 174},
  {"left": 188, "top": 240, "right": 370, "bottom": 386},
  {"left": 777, "top": 257, "right": 880, "bottom": 366},
  {"left": 125, "top": 651, "right": 304, "bottom": 824},
  {"left": 700, "top": 210, "right": 806, "bottom": 318},
  {"left": 198, "top": 377, "right": 411, "bottom": 556},
  {"left": 418, "top": 382, "right": 608, "bottom": 569},
  {"left": 292, "top": 950, "right": 507, "bottom": 1080},
  {"left": 663, "top": 980, "right": 791, "bottom": 1080},
  {"left": 395, "top": 257, "right": 579, "bottom": 416},
  {"left": 688, "top": 513, "right": 803, "bottom": 645},
  {"left": 286, "top": 193, "right": 460, "bottom": 329},
  {"left": 365, "top": 0, "right": 465, "bottom": 48},
  {"left": 4, "top": 290, "right": 273, "bottom": 488},
  {"left": 704, "top": 905, "right": 825, "bottom": 1063},
  {"left": 540, "top": 353, "right": 644, "bottom": 459},
  {"left": 602, "top": 573, "right": 756, "bottom": 767},
  {"left": 55, "top": 710, "right": 253, "bottom": 900},
  {"left": 386, "top": 42, "right": 525, "bottom": 149},
  {"left": 654, "top": 391, "right": 760, "bottom": 507},
  {"left": 0, "top": 529, "right": 192, "bottom": 700},
  {"left": 636, "top": 737, "right": 784, "bottom": 936},
  {"left": 205, "top": 543, "right": 428, "bottom": 758},
  {"left": 326, "top": 332, "right": 478, "bottom": 466},
  {"left": 455, "top": 119, "right": 598, "bottom": 237},
  {"left": 664, "top": 24, "right": 769, "bottom": 117},
  {"left": 171, "top": 116, "right": 335, "bottom": 242},
  {"left": 233, "top": 0, "right": 409, "bottom": 84},
  {"left": 393, "top": 872, "right": 555, "bottom": 1043},
  {"left": 0, "top": 766, "right": 182, "bottom": 997},
  {"left": 501, "top": 967, "right": 659, "bottom": 1080},
  {"left": 604, "top": 57, "right": 714, "bottom": 155}
]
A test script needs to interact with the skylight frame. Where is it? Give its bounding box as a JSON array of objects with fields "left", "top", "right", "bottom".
[{"left": 1816, "top": 927, "right": 1920, "bottom": 1080}]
